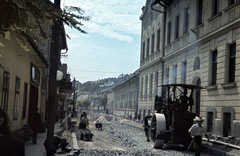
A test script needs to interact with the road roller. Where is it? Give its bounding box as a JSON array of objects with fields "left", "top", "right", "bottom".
[{"left": 144, "top": 84, "right": 204, "bottom": 149}]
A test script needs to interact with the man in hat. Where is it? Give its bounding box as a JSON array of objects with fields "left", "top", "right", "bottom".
[{"left": 188, "top": 116, "right": 209, "bottom": 156}]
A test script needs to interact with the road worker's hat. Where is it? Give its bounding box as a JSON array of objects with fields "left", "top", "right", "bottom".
[{"left": 194, "top": 116, "right": 204, "bottom": 122}]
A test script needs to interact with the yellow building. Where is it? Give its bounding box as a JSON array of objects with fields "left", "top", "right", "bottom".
[{"left": 0, "top": 33, "right": 48, "bottom": 131}]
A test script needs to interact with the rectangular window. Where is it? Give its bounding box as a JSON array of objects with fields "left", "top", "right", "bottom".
[
  {"left": 229, "top": 43, "right": 236, "bottom": 83},
  {"left": 183, "top": 7, "right": 189, "bottom": 34},
  {"left": 172, "top": 65, "right": 177, "bottom": 84},
  {"left": 197, "top": 0, "right": 203, "bottom": 25},
  {"left": 142, "top": 42, "right": 145, "bottom": 60},
  {"left": 155, "top": 71, "right": 159, "bottom": 95},
  {"left": 157, "top": 29, "right": 161, "bottom": 50},
  {"left": 175, "top": 15, "right": 179, "bottom": 39},
  {"left": 166, "top": 68, "right": 169, "bottom": 84},
  {"left": 1, "top": 71, "right": 10, "bottom": 112},
  {"left": 145, "top": 75, "right": 148, "bottom": 97},
  {"left": 211, "top": 50, "right": 218, "bottom": 85},
  {"left": 213, "top": 0, "right": 220, "bottom": 16},
  {"left": 223, "top": 113, "right": 231, "bottom": 137},
  {"left": 147, "top": 38, "right": 150, "bottom": 58},
  {"left": 151, "top": 34, "right": 155, "bottom": 54},
  {"left": 22, "top": 83, "right": 28, "bottom": 119},
  {"left": 207, "top": 112, "right": 214, "bottom": 132},
  {"left": 181, "top": 62, "right": 187, "bottom": 84},
  {"left": 149, "top": 74, "right": 153, "bottom": 96},
  {"left": 141, "top": 77, "right": 144, "bottom": 98},
  {"left": 167, "top": 21, "right": 171, "bottom": 44},
  {"left": 13, "top": 77, "right": 21, "bottom": 120}
]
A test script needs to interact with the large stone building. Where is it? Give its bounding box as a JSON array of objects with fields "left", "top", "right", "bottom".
[
  {"left": 112, "top": 71, "right": 139, "bottom": 119},
  {"left": 139, "top": 0, "right": 240, "bottom": 138}
]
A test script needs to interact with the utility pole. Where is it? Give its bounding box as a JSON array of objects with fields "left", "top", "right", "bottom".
[
  {"left": 73, "top": 77, "right": 76, "bottom": 115},
  {"left": 44, "top": 0, "right": 61, "bottom": 155}
]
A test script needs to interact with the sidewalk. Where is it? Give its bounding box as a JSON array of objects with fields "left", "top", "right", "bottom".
[{"left": 25, "top": 122, "right": 67, "bottom": 156}]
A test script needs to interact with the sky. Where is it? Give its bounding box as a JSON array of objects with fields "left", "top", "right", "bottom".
[{"left": 61, "top": 0, "right": 146, "bottom": 83}]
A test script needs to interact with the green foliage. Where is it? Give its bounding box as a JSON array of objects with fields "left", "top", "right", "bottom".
[
  {"left": 79, "top": 98, "right": 90, "bottom": 108},
  {"left": 0, "top": 0, "right": 90, "bottom": 40},
  {"left": 100, "top": 94, "right": 107, "bottom": 109}
]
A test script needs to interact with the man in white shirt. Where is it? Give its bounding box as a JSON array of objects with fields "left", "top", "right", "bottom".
[{"left": 188, "top": 116, "right": 209, "bottom": 156}]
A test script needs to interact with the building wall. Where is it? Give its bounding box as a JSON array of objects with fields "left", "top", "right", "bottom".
[
  {"left": 139, "top": 0, "right": 240, "bottom": 137},
  {"left": 113, "top": 72, "right": 139, "bottom": 118},
  {"left": 0, "top": 34, "right": 46, "bottom": 131},
  {"left": 138, "top": 0, "right": 165, "bottom": 121}
]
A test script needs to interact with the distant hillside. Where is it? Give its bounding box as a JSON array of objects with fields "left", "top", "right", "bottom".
[{"left": 76, "top": 74, "right": 129, "bottom": 93}]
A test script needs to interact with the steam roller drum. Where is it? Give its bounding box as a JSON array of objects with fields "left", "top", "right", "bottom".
[{"left": 150, "top": 113, "right": 166, "bottom": 148}]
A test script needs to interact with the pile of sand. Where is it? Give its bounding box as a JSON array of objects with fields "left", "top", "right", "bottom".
[{"left": 93, "top": 116, "right": 110, "bottom": 124}]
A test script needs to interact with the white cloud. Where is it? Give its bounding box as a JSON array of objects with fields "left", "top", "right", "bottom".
[{"left": 63, "top": 0, "right": 145, "bottom": 43}]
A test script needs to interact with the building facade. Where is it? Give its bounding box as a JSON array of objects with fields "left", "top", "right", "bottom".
[
  {"left": 0, "top": 33, "right": 48, "bottom": 131},
  {"left": 139, "top": 0, "right": 240, "bottom": 138},
  {"left": 112, "top": 71, "right": 139, "bottom": 119}
]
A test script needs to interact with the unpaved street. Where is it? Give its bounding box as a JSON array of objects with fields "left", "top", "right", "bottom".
[{"left": 73, "top": 114, "right": 198, "bottom": 156}]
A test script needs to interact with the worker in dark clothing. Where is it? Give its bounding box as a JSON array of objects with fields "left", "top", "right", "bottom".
[
  {"left": 31, "top": 108, "right": 42, "bottom": 144},
  {"left": 0, "top": 107, "right": 25, "bottom": 156}
]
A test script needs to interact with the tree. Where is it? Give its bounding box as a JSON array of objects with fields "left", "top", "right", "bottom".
[
  {"left": 100, "top": 94, "right": 108, "bottom": 111},
  {"left": 79, "top": 98, "right": 90, "bottom": 109},
  {"left": 0, "top": 0, "right": 90, "bottom": 45}
]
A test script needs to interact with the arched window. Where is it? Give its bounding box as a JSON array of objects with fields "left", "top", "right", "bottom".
[{"left": 194, "top": 57, "right": 200, "bottom": 70}]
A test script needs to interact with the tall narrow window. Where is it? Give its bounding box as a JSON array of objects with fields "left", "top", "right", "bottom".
[
  {"left": 149, "top": 74, "right": 153, "bottom": 96},
  {"left": 141, "top": 77, "right": 144, "bottom": 98},
  {"left": 197, "top": 0, "right": 203, "bottom": 25},
  {"left": 181, "top": 62, "right": 187, "bottom": 84},
  {"left": 155, "top": 71, "right": 159, "bottom": 95},
  {"left": 172, "top": 65, "right": 177, "bottom": 84},
  {"left": 166, "top": 68, "right": 169, "bottom": 84},
  {"left": 1, "top": 71, "right": 10, "bottom": 112},
  {"left": 151, "top": 34, "right": 155, "bottom": 54},
  {"left": 175, "top": 15, "right": 179, "bottom": 39},
  {"left": 22, "top": 83, "right": 28, "bottom": 119},
  {"left": 183, "top": 7, "right": 189, "bottom": 34},
  {"left": 229, "top": 43, "right": 236, "bottom": 83},
  {"left": 147, "top": 38, "right": 150, "bottom": 57},
  {"left": 167, "top": 21, "right": 171, "bottom": 44},
  {"left": 213, "top": 0, "right": 220, "bottom": 16},
  {"left": 157, "top": 29, "right": 161, "bottom": 50},
  {"left": 207, "top": 112, "right": 214, "bottom": 132},
  {"left": 142, "top": 42, "right": 145, "bottom": 60},
  {"left": 13, "top": 77, "right": 21, "bottom": 120},
  {"left": 145, "top": 75, "right": 148, "bottom": 97},
  {"left": 211, "top": 50, "right": 218, "bottom": 85},
  {"left": 223, "top": 113, "right": 231, "bottom": 137}
]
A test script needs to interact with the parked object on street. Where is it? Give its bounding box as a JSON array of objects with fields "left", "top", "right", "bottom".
[
  {"left": 95, "top": 120, "right": 103, "bottom": 130},
  {"left": 0, "top": 107, "right": 25, "bottom": 156},
  {"left": 144, "top": 84, "right": 205, "bottom": 149},
  {"left": 78, "top": 112, "right": 93, "bottom": 141},
  {"left": 79, "top": 129, "right": 94, "bottom": 141}
]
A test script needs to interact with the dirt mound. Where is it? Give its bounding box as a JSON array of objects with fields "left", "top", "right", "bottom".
[{"left": 93, "top": 116, "right": 110, "bottom": 124}]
